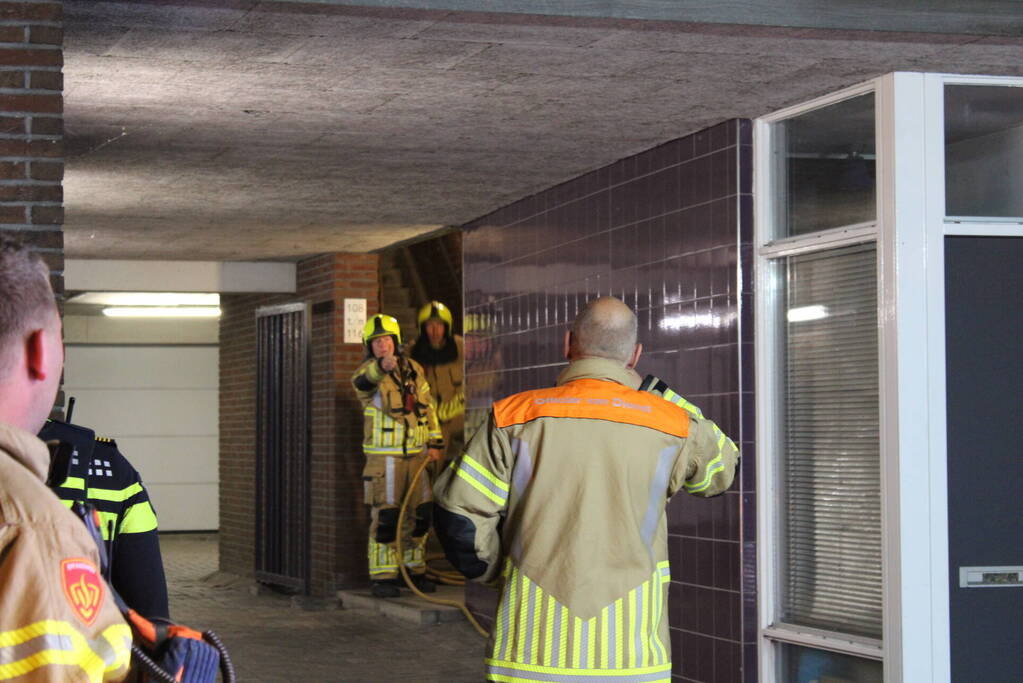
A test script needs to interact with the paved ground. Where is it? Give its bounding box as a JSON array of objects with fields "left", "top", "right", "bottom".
[{"left": 161, "top": 533, "right": 485, "bottom": 682}]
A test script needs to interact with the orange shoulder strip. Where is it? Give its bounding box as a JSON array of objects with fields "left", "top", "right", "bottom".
[{"left": 493, "top": 378, "right": 689, "bottom": 437}]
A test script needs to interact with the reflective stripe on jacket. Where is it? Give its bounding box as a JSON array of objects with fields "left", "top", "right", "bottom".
[
  {"left": 0, "top": 422, "right": 132, "bottom": 682},
  {"left": 433, "top": 358, "right": 738, "bottom": 682},
  {"left": 352, "top": 356, "right": 443, "bottom": 455}
]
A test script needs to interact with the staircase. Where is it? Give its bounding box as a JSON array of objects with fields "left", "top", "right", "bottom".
[
  {"left": 378, "top": 231, "right": 463, "bottom": 348},
  {"left": 378, "top": 250, "right": 419, "bottom": 347}
]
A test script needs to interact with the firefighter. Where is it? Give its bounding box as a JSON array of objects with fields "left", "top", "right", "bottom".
[
  {"left": 408, "top": 301, "right": 464, "bottom": 473},
  {"left": 0, "top": 236, "right": 131, "bottom": 681},
  {"left": 40, "top": 419, "right": 170, "bottom": 620},
  {"left": 352, "top": 314, "right": 444, "bottom": 598},
  {"left": 433, "top": 297, "right": 739, "bottom": 682}
]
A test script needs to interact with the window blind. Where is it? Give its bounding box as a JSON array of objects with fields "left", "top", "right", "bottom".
[{"left": 781, "top": 242, "right": 881, "bottom": 639}]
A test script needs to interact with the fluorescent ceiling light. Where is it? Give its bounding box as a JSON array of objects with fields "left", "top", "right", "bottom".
[
  {"left": 102, "top": 307, "right": 221, "bottom": 318},
  {"left": 69, "top": 292, "right": 220, "bottom": 306},
  {"left": 787, "top": 305, "right": 829, "bottom": 322}
]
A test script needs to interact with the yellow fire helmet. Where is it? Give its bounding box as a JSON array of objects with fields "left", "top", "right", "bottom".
[
  {"left": 417, "top": 301, "right": 453, "bottom": 330},
  {"left": 362, "top": 314, "right": 402, "bottom": 346}
]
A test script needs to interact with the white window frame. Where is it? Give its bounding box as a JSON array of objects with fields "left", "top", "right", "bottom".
[
  {"left": 754, "top": 77, "right": 887, "bottom": 681},
  {"left": 757, "top": 71, "right": 1023, "bottom": 683}
]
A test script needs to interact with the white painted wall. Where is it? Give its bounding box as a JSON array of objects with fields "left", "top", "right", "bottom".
[{"left": 62, "top": 318, "right": 219, "bottom": 531}]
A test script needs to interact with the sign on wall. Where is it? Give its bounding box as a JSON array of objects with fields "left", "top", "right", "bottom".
[{"left": 343, "top": 298, "right": 367, "bottom": 344}]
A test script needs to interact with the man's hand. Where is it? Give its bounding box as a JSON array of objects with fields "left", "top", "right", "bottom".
[
  {"left": 427, "top": 448, "right": 444, "bottom": 462},
  {"left": 378, "top": 354, "right": 398, "bottom": 372}
]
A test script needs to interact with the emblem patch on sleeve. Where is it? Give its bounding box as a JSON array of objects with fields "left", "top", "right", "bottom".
[{"left": 61, "top": 558, "right": 104, "bottom": 626}]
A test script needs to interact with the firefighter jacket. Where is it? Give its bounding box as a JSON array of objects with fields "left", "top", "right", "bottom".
[
  {"left": 409, "top": 334, "right": 465, "bottom": 452},
  {"left": 352, "top": 356, "right": 443, "bottom": 456},
  {"left": 0, "top": 421, "right": 132, "bottom": 682},
  {"left": 40, "top": 420, "right": 169, "bottom": 620},
  {"left": 433, "top": 358, "right": 739, "bottom": 683}
]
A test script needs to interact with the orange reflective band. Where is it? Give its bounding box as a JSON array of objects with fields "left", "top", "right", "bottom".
[{"left": 494, "top": 380, "right": 689, "bottom": 438}]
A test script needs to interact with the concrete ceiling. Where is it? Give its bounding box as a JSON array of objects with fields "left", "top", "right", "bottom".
[{"left": 63, "top": 1, "right": 1023, "bottom": 261}]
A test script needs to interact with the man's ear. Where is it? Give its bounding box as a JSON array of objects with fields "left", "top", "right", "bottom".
[
  {"left": 25, "top": 329, "right": 49, "bottom": 380},
  {"left": 563, "top": 330, "right": 572, "bottom": 360},
  {"left": 626, "top": 343, "right": 643, "bottom": 369}
]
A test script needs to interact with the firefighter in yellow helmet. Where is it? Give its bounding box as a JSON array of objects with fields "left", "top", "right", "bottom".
[
  {"left": 408, "top": 301, "right": 465, "bottom": 474},
  {"left": 351, "top": 314, "right": 444, "bottom": 598}
]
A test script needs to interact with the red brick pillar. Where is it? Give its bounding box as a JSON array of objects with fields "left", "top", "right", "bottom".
[
  {"left": 0, "top": 0, "right": 63, "bottom": 293},
  {"left": 331, "top": 253, "right": 379, "bottom": 588},
  {"left": 219, "top": 253, "right": 380, "bottom": 596}
]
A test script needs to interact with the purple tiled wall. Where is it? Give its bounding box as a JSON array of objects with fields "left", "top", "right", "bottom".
[{"left": 461, "top": 119, "right": 756, "bottom": 682}]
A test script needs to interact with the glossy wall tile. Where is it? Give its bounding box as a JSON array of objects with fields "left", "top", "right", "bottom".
[{"left": 462, "top": 119, "right": 756, "bottom": 682}]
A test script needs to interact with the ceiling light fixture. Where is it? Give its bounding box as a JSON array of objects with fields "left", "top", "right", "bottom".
[
  {"left": 102, "top": 307, "right": 222, "bottom": 318},
  {"left": 69, "top": 292, "right": 220, "bottom": 307}
]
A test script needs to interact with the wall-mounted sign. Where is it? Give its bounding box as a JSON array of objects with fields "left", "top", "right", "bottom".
[{"left": 343, "top": 298, "right": 367, "bottom": 344}]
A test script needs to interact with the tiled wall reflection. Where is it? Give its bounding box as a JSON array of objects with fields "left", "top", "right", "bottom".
[{"left": 462, "top": 120, "right": 756, "bottom": 683}]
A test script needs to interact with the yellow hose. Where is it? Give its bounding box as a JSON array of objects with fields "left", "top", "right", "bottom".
[{"left": 394, "top": 455, "right": 489, "bottom": 638}]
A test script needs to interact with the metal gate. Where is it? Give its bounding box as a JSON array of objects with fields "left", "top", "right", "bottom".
[{"left": 254, "top": 303, "right": 311, "bottom": 593}]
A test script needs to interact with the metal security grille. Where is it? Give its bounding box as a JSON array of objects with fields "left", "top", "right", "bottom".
[{"left": 255, "top": 303, "right": 311, "bottom": 594}]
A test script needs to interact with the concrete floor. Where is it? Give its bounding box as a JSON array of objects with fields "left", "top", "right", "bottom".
[{"left": 160, "top": 533, "right": 485, "bottom": 682}]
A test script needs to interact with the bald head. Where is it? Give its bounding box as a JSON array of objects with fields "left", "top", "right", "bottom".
[{"left": 567, "top": 297, "right": 640, "bottom": 365}]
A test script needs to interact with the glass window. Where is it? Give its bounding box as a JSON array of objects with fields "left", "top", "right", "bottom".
[
  {"left": 945, "top": 85, "right": 1023, "bottom": 219},
  {"left": 779, "top": 243, "right": 882, "bottom": 639},
  {"left": 781, "top": 643, "right": 883, "bottom": 683},
  {"left": 772, "top": 94, "right": 876, "bottom": 238}
]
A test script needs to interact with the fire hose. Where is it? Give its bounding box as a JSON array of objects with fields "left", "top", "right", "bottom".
[{"left": 393, "top": 454, "right": 489, "bottom": 638}]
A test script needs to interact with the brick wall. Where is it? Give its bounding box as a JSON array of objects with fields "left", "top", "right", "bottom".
[
  {"left": 461, "top": 120, "right": 756, "bottom": 682},
  {"left": 219, "top": 253, "right": 379, "bottom": 596},
  {"left": 0, "top": 0, "right": 63, "bottom": 294}
]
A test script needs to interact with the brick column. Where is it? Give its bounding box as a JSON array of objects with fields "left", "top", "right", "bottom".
[
  {"left": 331, "top": 253, "right": 378, "bottom": 588},
  {"left": 0, "top": 0, "right": 63, "bottom": 293},
  {"left": 219, "top": 253, "right": 380, "bottom": 596}
]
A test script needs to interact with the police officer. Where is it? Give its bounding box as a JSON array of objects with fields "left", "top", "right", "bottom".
[
  {"left": 352, "top": 314, "right": 444, "bottom": 598},
  {"left": 40, "top": 419, "right": 170, "bottom": 620},
  {"left": 408, "top": 301, "right": 464, "bottom": 471},
  {"left": 0, "top": 236, "right": 131, "bottom": 681},
  {"left": 433, "top": 297, "right": 739, "bottom": 681}
]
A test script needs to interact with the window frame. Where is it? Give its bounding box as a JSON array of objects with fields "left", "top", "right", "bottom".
[
  {"left": 758, "top": 71, "right": 1023, "bottom": 683},
  {"left": 940, "top": 74, "right": 1023, "bottom": 236},
  {"left": 754, "top": 77, "right": 889, "bottom": 679}
]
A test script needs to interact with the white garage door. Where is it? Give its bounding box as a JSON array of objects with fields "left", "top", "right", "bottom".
[{"left": 62, "top": 345, "right": 219, "bottom": 531}]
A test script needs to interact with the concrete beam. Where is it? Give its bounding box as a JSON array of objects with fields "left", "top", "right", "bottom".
[
  {"left": 65, "top": 260, "right": 297, "bottom": 293},
  {"left": 276, "top": 0, "right": 1023, "bottom": 36}
]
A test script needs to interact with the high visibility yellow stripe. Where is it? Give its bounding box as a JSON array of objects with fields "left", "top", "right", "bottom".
[
  {"left": 61, "top": 477, "right": 85, "bottom": 490},
  {"left": 600, "top": 606, "right": 609, "bottom": 668},
  {"left": 119, "top": 501, "right": 158, "bottom": 534},
  {"left": 621, "top": 593, "right": 630, "bottom": 666},
  {"left": 455, "top": 468, "right": 506, "bottom": 506},
  {"left": 589, "top": 613, "right": 597, "bottom": 666},
  {"left": 662, "top": 389, "right": 703, "bottom": 418},
  {"left": 531, "top": 584, "right": 543, "bottom": 663},
  {"left": 516, "top": 570, "right": 528, "bottom": 663},
  {"left": 493, "top": 574, "right": 508, "bottom": 661},
  {"left": 0, "top": 621, "right": 131, "bottom": 681},
  {"left": 638, "top": 580, "right": 648, "bottom": 668},
  {"left": 557, "top": 604, "right": 568, "bottom": 669},
  {"left": 485, "top": 658, "right": 673, "bottom": 680},
  {"left": 652, "top": 571, "right": 667, "bottom": 664},
  {"left": 684, "top": 453, "right": 725, "bottom": 493},
  {"left": 543, "top": 594, "right": 555, "bottom": 666},
  {"left": 461, "top": 455, "right": 510, "bottom": 493},
  {"left": 615, "top": 596, "right": 624, "bottom": 668},
  {"left": 572, "top": 617, "right": 582, "bottom": 669},
  {"left": 87, "top": 483, "right": 143, "bottom": 503}
]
